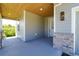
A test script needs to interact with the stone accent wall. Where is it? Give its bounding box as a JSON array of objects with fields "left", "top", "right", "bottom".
[{"left": 53, "top": 32, "right": 74, "bottom": 55}]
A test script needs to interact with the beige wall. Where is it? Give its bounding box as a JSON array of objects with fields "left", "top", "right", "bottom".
[
  {"left": 25, "top": 11, "right": 44, "bottom": 41},
  {"left": 55, "top": 3, "right": 79, "bottom": 33},
  {"left": 44, "top": 17, "right": 48, "bottom": 37},
  {"left": 18, "top": 11, "right": 53, "bottom": 41}
]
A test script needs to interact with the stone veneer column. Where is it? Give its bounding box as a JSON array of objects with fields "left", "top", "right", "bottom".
[{"left": 53, "top": 32, "right": 74, "bottom": 55}]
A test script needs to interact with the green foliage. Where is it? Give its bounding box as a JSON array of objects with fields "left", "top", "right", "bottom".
[{"left": 2, "top": 24, "right": 16, "bottom": 37}]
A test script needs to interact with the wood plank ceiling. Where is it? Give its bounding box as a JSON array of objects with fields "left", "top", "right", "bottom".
[{"left": 0, "top": 3, "right": 54, "bottom": 20}]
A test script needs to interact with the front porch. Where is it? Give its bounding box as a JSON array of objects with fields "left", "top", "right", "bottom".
[{"left": 0, "top": 38, "right": 62, "bottom": 56}]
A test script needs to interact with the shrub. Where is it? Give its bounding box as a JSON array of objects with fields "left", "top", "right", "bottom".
[{"left": 2, "top": 24, "right": 16, "bottom": 37}]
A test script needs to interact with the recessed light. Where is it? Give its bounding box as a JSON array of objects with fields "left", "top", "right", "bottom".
[
  {"left": 8, "top": 13, "right": 11, "bottom": 15},
  {"left": 40, "top": 8, "right": 43, "bottom": 11}
]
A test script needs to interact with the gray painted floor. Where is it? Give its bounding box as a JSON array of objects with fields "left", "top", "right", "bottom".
[{"left": 0, "top": 38, "right": 62, "bottom": 56}]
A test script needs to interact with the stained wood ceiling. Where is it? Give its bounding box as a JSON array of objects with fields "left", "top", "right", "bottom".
[{"left": 0, "top": 3, "right": 54, "bottom": 20}]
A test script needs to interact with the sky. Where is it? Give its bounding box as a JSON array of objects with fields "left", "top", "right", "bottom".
[{"left": 2, "top": 19, "right": 19, "bottom": 26}]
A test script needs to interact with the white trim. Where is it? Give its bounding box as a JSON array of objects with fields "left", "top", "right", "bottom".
[
  {"left": 23, "top": 10, "right": 26, "bottom": 41},
  {"left": 54, "top": 3, "right": 63, "bottom": 8},
  {"left": 71, "top": 7, "right": 76, "bottom": 55},
  {"left": 71, "top": 6, "right": 79, "bottom": 55},
  {"left": 54, "top": 3, "right": 62, "bottom": 32},
  {"left": 15, "top": 21, "right": 17, "bottom": 37}
]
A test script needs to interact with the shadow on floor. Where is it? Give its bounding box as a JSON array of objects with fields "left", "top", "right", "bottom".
[{"left": 62, "top": 53, "right": 70, "bottom": 56}]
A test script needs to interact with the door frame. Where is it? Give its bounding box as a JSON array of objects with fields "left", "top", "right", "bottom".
[
  {"left": 71, "top": 6, "right": 79, "bottom": 55},
  {"left": 48, "top": 17, "right": 54, "bottom": 37}
]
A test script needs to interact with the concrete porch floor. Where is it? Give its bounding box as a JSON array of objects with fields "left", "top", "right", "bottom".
[{"left": 0, "top": 38, "right": 62, "bottom": 56}]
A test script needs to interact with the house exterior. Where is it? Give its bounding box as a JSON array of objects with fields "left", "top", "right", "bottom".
[{"left": 0, "top": 3, "right": 79, "bottom": 56}]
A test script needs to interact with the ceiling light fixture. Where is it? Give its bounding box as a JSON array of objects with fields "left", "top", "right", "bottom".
[
  {"left": 40, "top": 8, "right": 43, "bottom": 11},
  {"left": 8, "top": 13, "right": 11, "bottom": 16}
]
